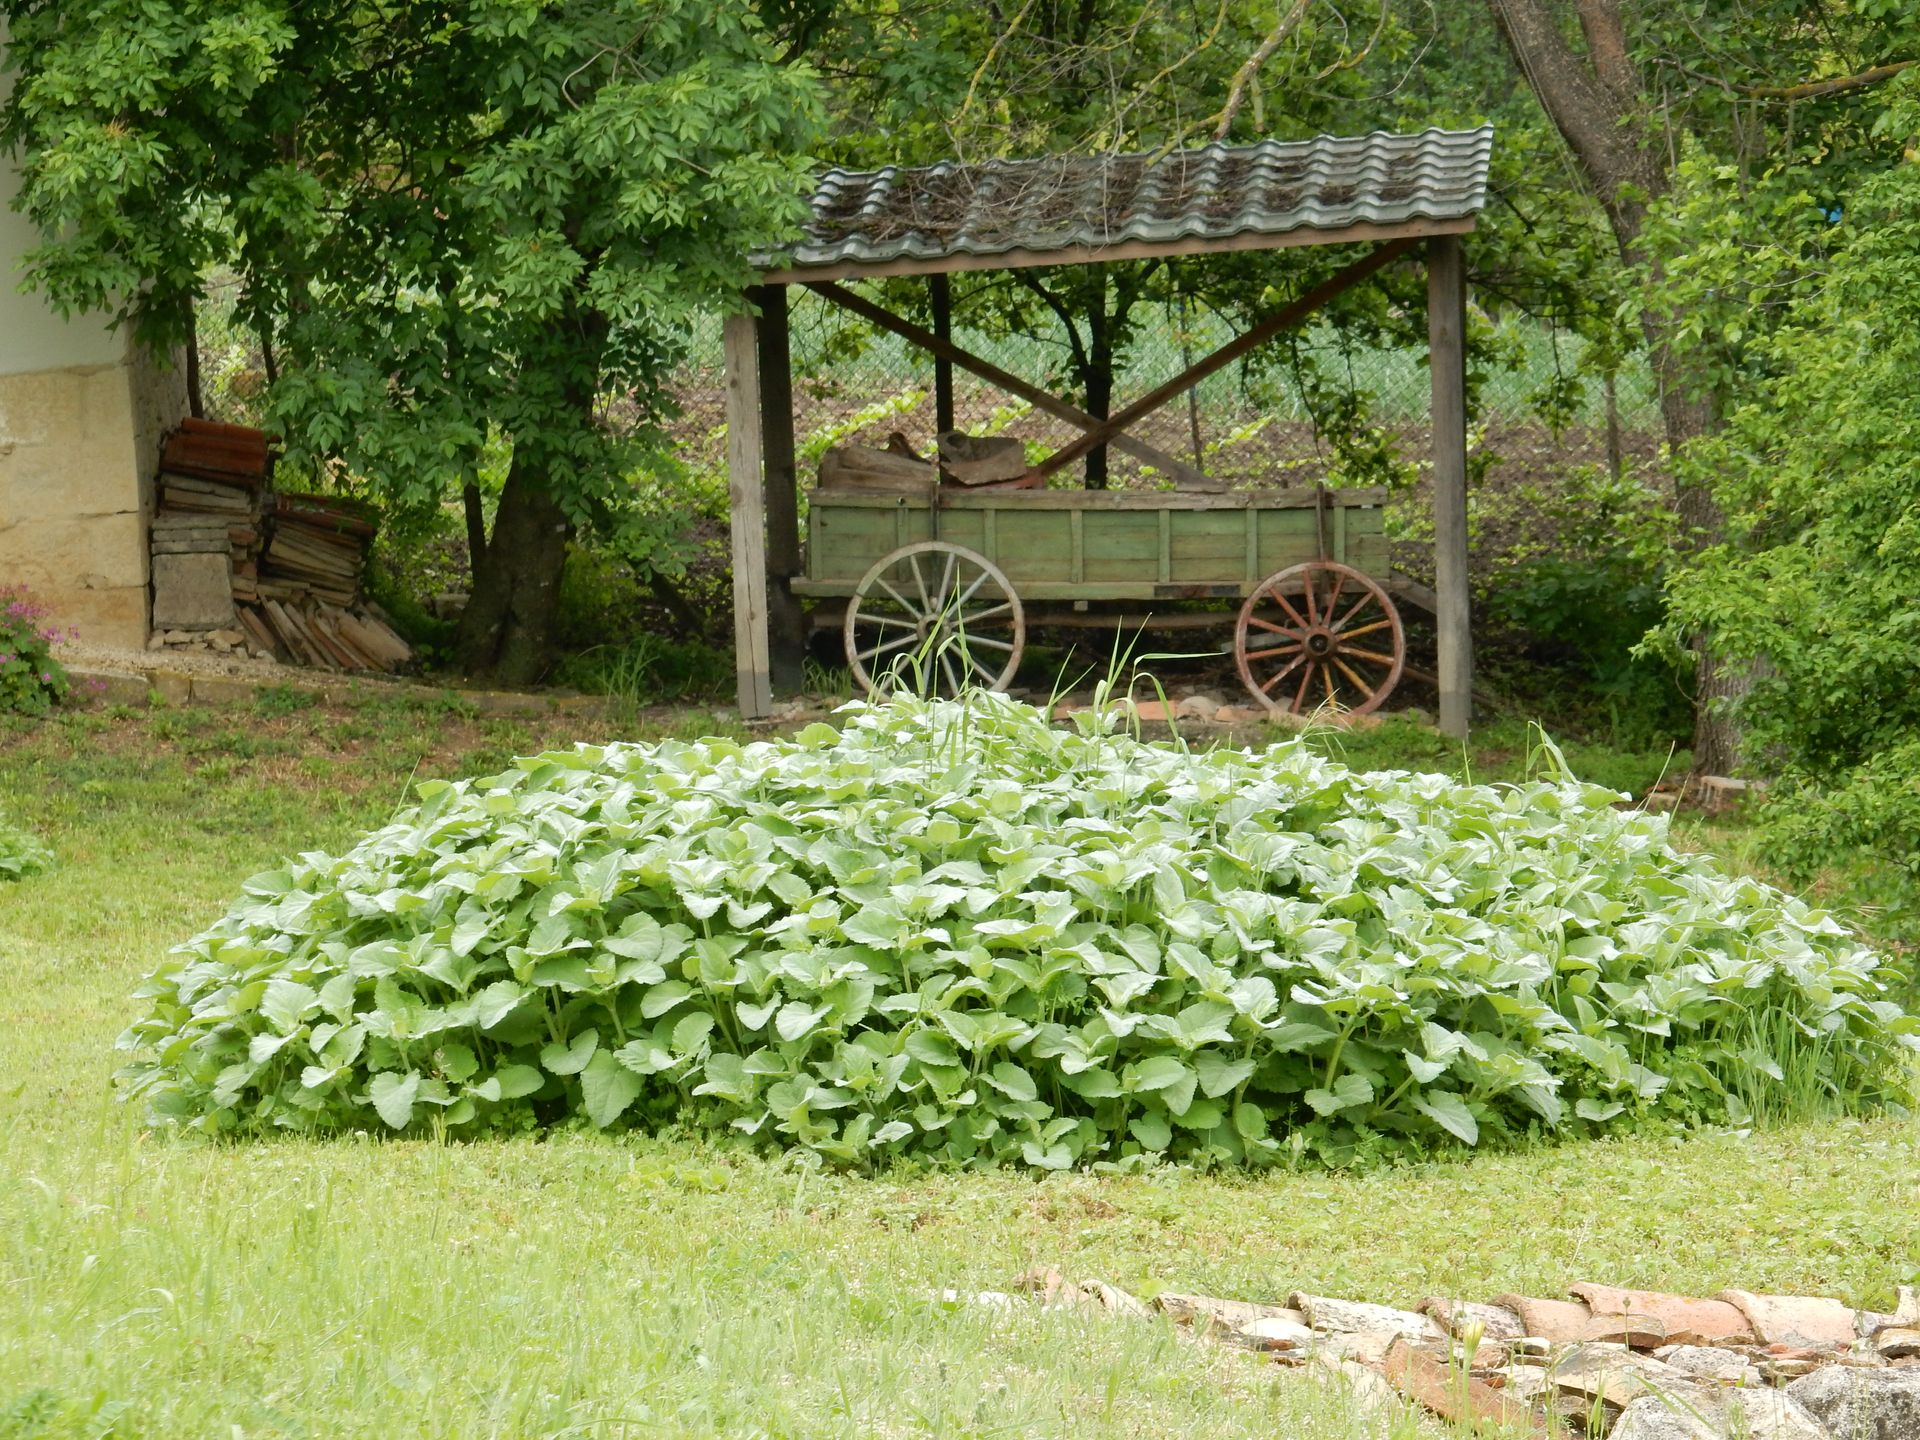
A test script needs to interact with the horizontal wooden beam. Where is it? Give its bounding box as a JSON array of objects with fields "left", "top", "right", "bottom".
[
  {"left": 805, "top": 486, "right": 1384, "bottom": 512},
  {"left": 760, "top": 215, "right": 1474, "bottom": 285},
  {"left": 1030, "top": 238, "right": 1418, "bottom": 481},
  {"left": 806, "top": 280, "right": 1211, "bottom": 487}
]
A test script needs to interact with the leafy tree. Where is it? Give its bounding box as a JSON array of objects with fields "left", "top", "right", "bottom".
[
  {"left": 1662, "top": 79, "right": 1920, "bottom": 883},
  {"left": 2, "top": 0, "right": 822, "bottom": 682},
  {"left": 1484, "top": 0, "right": 1920, "bottom": 771}
]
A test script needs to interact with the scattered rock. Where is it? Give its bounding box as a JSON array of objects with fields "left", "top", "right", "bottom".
[
  {"left": 1859, "top": 1288, "right": 1920, "bottom": 1340},
  {"left": 1607, "top": 1395, "right": 1719, "bottom": 1440},
  {"left": 1496, "top": 1293, "right": 1666, "bottom": 1348},
  {"left": 1011, "top": 1268, "right": 1148, "bottom": 1317},
  {"left": 1876, "top": 1329, "right": 1920, "bottom": 1361},
  {"left": 1288, "top": 1293, "right": 1444, "bottom": 1343},
  {"left": 1721, "top": 1292, "right": 1859, "bottom": 1351},
  {"left": 1787, "top": 1364, "right": 1920, "bottom": 1438},
  {"left": 1653, "top": 1345, "right": 1767, "bottom": 1388},
  {"left": 1574, "top": 1285, "right": 1755, "bottom": 1346},
  {"left": 145, "top": 633, "right": 166, "bottom": 652},
  {"left": 1420, "top": 1297, "right": 1530, "bottom": 1344},
  {"left": 1081, "top": 1280, "right": 1151, "bottom": 1319},
  {"left": 1547, "top": 1345, "right": 1697, "bottom": 1409},
  {"left": 1308, "top": 1350, "right": 1403, "bottom": 1419},
  {"left": 1722, "top": 1390, "right": 1832, "bottom": 1438},
  {"left": 1380, "top": 1335, "right": 1546, "bottom": 1435},
  {"left": 151, "top": 552, "right": 236, "bottom": 630},
  {"left": 144, "top": 669, "right": 192, "bottom": 706},
  {"left": 1234, "top": 1313, "right": 1316, "bottom": 1352},
  {"left": 1156, "top": 1293, "right": 1301, "bottom": 1333},
  {"left": 1316, "top": 1329, "right": 1413, "bottom": 1367}
]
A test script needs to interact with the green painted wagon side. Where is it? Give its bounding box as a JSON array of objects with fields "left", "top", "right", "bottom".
[{"left": 793, "top": 487, "right": 1391, "bottom": 602}]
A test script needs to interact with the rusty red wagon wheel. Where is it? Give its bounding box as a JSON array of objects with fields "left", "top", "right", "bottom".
[
  {"left": 844, "top": 541, "right": 1026, "bottom": 699},
  {"left": 1235, "top": 561, "right": 1404, "bottom": 717}
]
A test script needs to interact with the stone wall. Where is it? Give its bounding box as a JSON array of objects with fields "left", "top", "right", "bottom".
[{"left": 0, "top": 341, "right": 185, "bottom": 649}]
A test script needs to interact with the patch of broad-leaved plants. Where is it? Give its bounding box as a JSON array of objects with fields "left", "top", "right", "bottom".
[
  {"left": 0, "top": 813, "right": 52, "bottom": 881},
  {"left": 118, "top": 694, "right": 1918, "bottom": 1167}
]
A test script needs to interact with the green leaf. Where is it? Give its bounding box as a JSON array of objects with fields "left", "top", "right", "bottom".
[
  {"left": 774, "top": 1001, "right": 830, "bottom": 1043},
  {"left": 540, "top": 1030, "right": 599, "bottom": 1076},
  {"left": 672, "top": 1010, "right": 715, "bottom": 1057},
  {"left": 1411, "top": 1090, "right": 1480, "bottom": 1145},
  {"left": 642, "top": 981, "right": 692, "bottom": 1019},
  {"left": 260, "top": 978, "right": 316, "bottom": 1033},
  {"left": 985, "top": 1062, "right": 1037, "bottom": 1102},
  {"left": 369, "top": 1071, "right": 420, "bottom": 1129},
  {"left": 905, "top": 1029, "right": 960, "bottom": 1068},
  {"left": 1125, "top": 1056, "right": 1197, "bottom": 1116},
  {"left": 581, "top": 1051, "right": 642, "bottom": 1128},
  {"left": 1194, "top": 1050, "right": 1255, "bottom": 1098},
  {"left": 1129, "top": 1110, "right": 1172, "bottom": 1151},
  {"left": 472, "top": 980, "right": 524, "bottom": 1029},
  {"left": 1304, "top": 1072, "right": 1373, "bottom": 1116}
]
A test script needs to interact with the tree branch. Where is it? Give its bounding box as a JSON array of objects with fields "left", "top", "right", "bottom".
[{"left": 1212, "top": 0, "right": 1310, "bottom": 140}]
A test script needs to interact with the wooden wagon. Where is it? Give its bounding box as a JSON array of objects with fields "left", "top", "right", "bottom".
[
  {"left": 792, "top": 484, "right": 1410, "bottom": 716},
  {"left": 727, "top": 125, "right": 1490, "bottom": 732}
]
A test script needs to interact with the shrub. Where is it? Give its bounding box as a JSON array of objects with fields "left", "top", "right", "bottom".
[
  {"left": 0, "top": 586, "right": 74, "bottom": 716},
  {"left": 0, "top": 814, "right": 52, "bottom": 881},
  {"left": 117, "top": 695, "right": 1917, "bottom": 1167}
]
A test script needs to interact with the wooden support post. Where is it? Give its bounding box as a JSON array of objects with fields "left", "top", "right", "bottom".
[
  {"left": 752, "top": 285, "right": 805, "bottom": 692},
  {"left": 1427, "top": 234, "right": 1472, "bottom": 738},
  {"left": 724, "top": 310, "right": 773, "bottom": 719},
  {"left": 930, "top": 273, "right": 955, "bottom": 435}
]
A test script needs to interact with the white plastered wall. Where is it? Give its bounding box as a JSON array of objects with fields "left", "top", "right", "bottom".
[{"left": 0, "top": 46, "right": 184, "bottom": 648}]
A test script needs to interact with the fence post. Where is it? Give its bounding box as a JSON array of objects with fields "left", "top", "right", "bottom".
[{"left": 1427, "top": 235, "right": 1472, "bottom": 739}]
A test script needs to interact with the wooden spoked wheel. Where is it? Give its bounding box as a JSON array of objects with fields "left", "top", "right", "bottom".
[
  {"left": 1235, "top": 561, "right": 1404, "bottom": 717},
  {"left": 844, "top": 541, "right": 1025, "bottom": 698}
]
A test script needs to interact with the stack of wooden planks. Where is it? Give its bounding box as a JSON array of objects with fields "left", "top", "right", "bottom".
[
  {"left": 249, "top": 596, "right": 414, "bottom": 673},
  {"left": 153, "top": 418, "right": 269, "bottom": 589},
  {"left": 260, "top": 494, "right": 373, "bottom": 609},
  {"left": 148, "top": 420, "right": 413, "bottom": 673}
]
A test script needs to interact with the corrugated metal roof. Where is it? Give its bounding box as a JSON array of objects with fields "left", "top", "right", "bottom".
[{"left": 768, "top": 126, "right": 1492, "bottom": 276}]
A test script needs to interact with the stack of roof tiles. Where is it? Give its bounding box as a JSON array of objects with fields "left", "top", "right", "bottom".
[{"left": 147, "top": 420, "right": 411, "bottom": 673}]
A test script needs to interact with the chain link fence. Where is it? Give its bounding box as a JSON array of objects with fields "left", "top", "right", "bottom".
[{"left": 664, "top": 285, "right": 1664, "bottom": 503}]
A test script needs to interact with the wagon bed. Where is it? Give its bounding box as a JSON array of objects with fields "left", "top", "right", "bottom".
[{"left": 798, "top": 484, "right": 1411, "bottom": 715}]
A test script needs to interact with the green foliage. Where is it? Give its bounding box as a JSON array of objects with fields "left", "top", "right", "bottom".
[
  {"left": 0, "top": 588, "right": 73, "bottom": 717},
  {"left": 118, "top": 695, "right": 1915, "bottom": 1167},
  {"left": 0, "top": 814, "right": 52, "bottom": 882},
  {"left": 553, "top": 636, "right": 731, "bottom": 711},
  {"left": 1476, "top": 465, "right": 1691, "bottom": 749},
  {"left": 1, "top": 0, "right": 823, "bottom": 538},
  {"left": 1662, "top": 82, "right": 1920, "bottom": 875}
]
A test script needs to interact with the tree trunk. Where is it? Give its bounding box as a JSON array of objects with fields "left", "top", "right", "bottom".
[
  {"left": 1084, "top": 284, "right": 1113, "bottom": 489},
  {"left": 1486, "top": 0, "right": 1743, "bottom": 771},
  {"left": 455, "top": 454, "right": 571, "bottom": 685}
]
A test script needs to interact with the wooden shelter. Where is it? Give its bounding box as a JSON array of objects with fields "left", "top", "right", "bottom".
[{"left": 726, "top": 126, "right": 1491, "bottom": 735}]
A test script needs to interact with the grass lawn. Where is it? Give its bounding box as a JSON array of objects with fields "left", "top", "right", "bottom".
[{"left": 2, "top": 692, "right": 1916, "bottom": 1440}]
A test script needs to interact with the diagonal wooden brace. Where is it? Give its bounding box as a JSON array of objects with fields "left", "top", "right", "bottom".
[
  {"left": 1026, "top": 237, "right": 1418, "bottom": 481},
  {"left": 804, "top": 280, "right": 1213, "bottom": 488}
]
